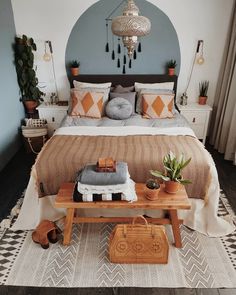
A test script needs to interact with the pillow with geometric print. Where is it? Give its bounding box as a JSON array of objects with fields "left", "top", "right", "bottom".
[
  {"left": 142, "top": 93, "right": 175, "bottom": 119},
  {"left": 70, "top": 90, "right": 104, "bottom": 118}
]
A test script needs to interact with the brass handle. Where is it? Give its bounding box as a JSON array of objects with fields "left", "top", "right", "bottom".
[{"left": 192, "top": 117, "right": 196, "bottom": 123}]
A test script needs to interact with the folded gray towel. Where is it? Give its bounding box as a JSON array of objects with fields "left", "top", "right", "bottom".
[{"left": 78, "top": 162, "right": 128, "bottom": 185}]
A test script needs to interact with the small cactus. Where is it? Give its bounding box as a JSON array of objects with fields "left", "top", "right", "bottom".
[{"left": 146, "top": 179, "right": 160, "bottom": 190}]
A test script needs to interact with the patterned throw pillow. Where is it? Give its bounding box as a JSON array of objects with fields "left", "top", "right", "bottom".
[
  {"left": 136, "top": 88, "right": 174, "bottom": 114},
  {"left": 70, "top": 90, "right": 104, "bottom": 118},
  {"left": 71, "top": 88, "right": 109, "bottom": 115},
  {"left": 142, "top": 93, "right": 174, "bottom": 119}
]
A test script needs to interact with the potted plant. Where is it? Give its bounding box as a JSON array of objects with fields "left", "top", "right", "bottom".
[
  {"left": 150, "top": 151, "right": 191, "bottom": 194},
  {"left": 14, "top": 35, "right": 45, "bottom": 114},
  {"left": 145, "top": 179, "right": 160, "bottom": 201},
  {"left": 166, "top": 59, "right": 177, "bottom": 76},
  {"left": 198, "top": 80, "right": 209, "bottom": 105},
  {"left": 70, "top": 60, "right": 80, "bottom": 76}
]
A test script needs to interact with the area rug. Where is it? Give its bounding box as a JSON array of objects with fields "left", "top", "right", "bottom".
[{"left": 0, "top": 192, "right": 235, "bottom": 288}]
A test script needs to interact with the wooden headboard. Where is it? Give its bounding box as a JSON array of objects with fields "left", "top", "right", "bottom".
[{"left": 69, "top": 74, "right": 179, "bottom": 111}]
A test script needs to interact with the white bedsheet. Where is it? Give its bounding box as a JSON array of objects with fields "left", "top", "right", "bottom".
[{"left": 12, "top": 126, "right": 235, "bottom": 236}]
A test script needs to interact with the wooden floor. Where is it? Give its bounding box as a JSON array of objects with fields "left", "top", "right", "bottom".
[{"left": 0, "top": 142, "right": 235, "bottom": 295}]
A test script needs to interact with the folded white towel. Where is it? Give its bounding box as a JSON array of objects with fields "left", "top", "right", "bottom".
[{"left": 77, "top": 178, "right": 137, "bottom": 202}]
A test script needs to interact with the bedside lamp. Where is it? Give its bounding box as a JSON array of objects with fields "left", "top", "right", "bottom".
[{"left": 180, "top": 40, "right": 205, "bottom": 105}]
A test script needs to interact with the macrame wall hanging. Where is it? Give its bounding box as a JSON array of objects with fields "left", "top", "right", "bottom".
[{"left": 105, "top": 0, "right": 151, "bottom": 74}]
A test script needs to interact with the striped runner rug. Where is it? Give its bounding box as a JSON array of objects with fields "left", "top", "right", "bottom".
[{"left": 0, "top": 191, "right": 235, "bottom": 288}]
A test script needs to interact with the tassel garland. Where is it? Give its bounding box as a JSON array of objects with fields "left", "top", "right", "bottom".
[
  {"left": 129, "top": 59, "right": 132, "bottom": 68},
  {"left": 117, "top": 38, "right": 121, "bottom": 53},
  {"left": 138, "top": 42, "right": 142, "bottom": 52},
  {"left": 105, "top": 22, "right": 109, "bottom": 52},
  {"left": 123, "top": 55, "right": 126, "bottom": 64},
  {"left": 123, "top": 65, "right": 126, "bottom": 74},
  {"left": 117, "top": 58, "right": 120, "bottom": 68},
  {"left": 105, "top": 20, "right": 144, "bottom": 73},
  {"left": 111, "top": 35, "right": 115, "bottom": 60}
]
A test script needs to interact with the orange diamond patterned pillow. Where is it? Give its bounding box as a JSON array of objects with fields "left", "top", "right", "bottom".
[
  {"left": 70, "top": 90, "right": 104, "bottom": 118},
  {"left": 142, "top": 93, "right": 175, "bottom": 119}
]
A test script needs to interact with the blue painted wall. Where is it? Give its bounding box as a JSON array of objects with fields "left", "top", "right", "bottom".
[
  {"left": 66, "top": 0, "right": 180, "bottom": 75},
  {"left": 0, "top": 0, "right": 25, "bottom": 171}
]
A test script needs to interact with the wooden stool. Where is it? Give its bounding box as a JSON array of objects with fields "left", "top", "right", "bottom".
[{"left": 55, "top": 183, "right": 191, "bottom": 247}]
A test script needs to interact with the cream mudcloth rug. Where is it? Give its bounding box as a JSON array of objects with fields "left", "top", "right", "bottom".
[{"left": 0, "top": 192, "right": 235, "bottom": 288}]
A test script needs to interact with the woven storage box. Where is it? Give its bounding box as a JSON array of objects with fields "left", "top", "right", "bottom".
[{"left": 109, "top": 216, "right": 169, "bottom": 264}]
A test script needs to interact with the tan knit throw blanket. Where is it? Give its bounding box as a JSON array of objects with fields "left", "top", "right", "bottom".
[{"left": 34, "top": 134, "right": 211, "bottom": 200}]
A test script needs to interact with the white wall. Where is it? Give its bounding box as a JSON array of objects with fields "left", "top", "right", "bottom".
[{"left": 11, "top": 0, "right": 234, "bottom": 105}]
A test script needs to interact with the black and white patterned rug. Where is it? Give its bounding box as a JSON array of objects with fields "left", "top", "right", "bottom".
[{"left": 0, "top": 192, "right": 235, "bottom": 288}]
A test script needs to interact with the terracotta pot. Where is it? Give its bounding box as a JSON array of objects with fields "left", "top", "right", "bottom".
[
  {"left": 144, "top": 186, "right": 160, "bottom": 201},
  {"left": 168, "top": 68, "right": 175, "bottom": 76},
  {"left": 70, "top": 67, "right": 79, "bottom": 76},
  {"left": 23, "top": 100, "right": 38, "bottom": 114},
  {"left": 164, "top": 181, "right": 180, "bottom": 194},
  {"left": 198, "top": 96, "right": 207, "bottom": 105}
]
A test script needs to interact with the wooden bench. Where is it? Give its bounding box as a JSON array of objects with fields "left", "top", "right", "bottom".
[{"left": 55, "top": 183, "right": 191, "bottom": 248}]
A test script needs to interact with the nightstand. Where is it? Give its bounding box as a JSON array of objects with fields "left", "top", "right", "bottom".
[
  {"left": 178, "top": 103, "right": 212, "bottom": 145},
  {"left": 37, "top": 104, "right": 68, "bottom": 137}
]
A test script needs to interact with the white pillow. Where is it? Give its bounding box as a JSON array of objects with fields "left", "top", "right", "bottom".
[
  {"left": 73, "top": 81, "right": 112, "bottom": 89},
  {"left": 134, "top": 82, "right": 174, "bottom": 92}
]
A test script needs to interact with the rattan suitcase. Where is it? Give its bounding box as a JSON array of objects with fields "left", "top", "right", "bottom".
[{"left": 109, "top": 216, "right": 169, "bottom": 264}]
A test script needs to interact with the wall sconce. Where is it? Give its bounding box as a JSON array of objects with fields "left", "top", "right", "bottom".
[
  {"left": 42, "top": 40, "right": 59, "bottom": 102},
  {"left": 180, "top": 40, "right": 205, "bottom": 105},
  {"left": 43, "top": 41, "right": 51, "bottom": 62},
  {"left": 196, "top": 40, "right": 205, "bottom": 65}
]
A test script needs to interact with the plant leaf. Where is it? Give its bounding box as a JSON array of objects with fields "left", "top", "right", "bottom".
[
  {"left": 181, "top": 157, "right": 191, "bottom": 169},
  {"left": 179, "top": 179, "right": 192, "bottom": 185}
]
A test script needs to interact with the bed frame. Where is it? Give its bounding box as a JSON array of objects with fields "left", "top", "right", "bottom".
[{"left": 69, "top": 74, "right": 179, "bottom": 111}]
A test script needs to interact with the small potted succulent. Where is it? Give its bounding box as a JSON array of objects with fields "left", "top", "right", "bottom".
[
  {"left": 166, "top": 59, "right": 177, "bottom": 76},
  {"left": 150, "top": 151, "right": 191, "bottom": 194},
  {"left": 145, "top": 179, "right": 160, "bottom": 200},
  {"left": 198, "top": 80, "right": 209, "bottom": 105},
  {"left": 69, "top": 60, "right": 80, "bottom": 76}
]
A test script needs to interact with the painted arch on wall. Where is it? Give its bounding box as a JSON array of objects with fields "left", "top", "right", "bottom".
[{"left": 65, "top": 0, "right": 181, "bottom": 75}]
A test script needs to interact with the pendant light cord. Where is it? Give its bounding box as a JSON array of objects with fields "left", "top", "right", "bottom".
[
  {"left": 105, "top": 0, "right": 126, "bottom": 21},
  {"left": 47, "top": 41, "right": 59, "bottom": 100},
  {"left": 184, "top": 40, "right": 202, "bottom": 94},
  {"left": 184, "top": 51, "right": 197, "bottom": 94}
]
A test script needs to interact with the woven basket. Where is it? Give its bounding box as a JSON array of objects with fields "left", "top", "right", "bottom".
[
  {"left": 109, "top": 216, "right": 169, "bottom": 264},
  {"left": 22, "top": 126, "right": 47, "bottom": 154}
]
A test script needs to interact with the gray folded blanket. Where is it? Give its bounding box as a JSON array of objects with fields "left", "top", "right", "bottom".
[{"left": 78, "top": 162, "right": 128, "bottom": 185}]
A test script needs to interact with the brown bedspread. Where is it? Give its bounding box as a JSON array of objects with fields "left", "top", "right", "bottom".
[{"left": 34, "top": 134, "right": 211, "bottom": 199}]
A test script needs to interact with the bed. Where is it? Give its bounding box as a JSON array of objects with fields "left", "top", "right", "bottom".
[{"left": 12, "top": 75, "right": 234, "bottom": 236}]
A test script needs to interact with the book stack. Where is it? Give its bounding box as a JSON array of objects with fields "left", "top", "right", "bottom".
[{"left": 96, "top": 158, "right": 116, "bottom": 172}]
